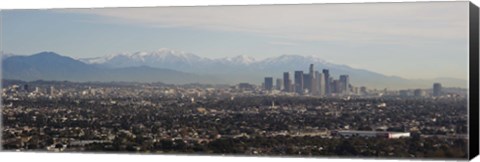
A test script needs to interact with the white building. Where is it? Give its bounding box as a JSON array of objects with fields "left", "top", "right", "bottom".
[{"left": 333, "top": 130, "right": 410, "bottom": 139}]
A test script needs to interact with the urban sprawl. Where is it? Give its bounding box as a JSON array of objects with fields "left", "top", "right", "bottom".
[{"left": 1, "top": 64, "right": 468, "bottom": 158}]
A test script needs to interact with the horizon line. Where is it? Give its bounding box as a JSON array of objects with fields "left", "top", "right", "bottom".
[{"left": 2, "top": 50, "right": 468, "bottom": 81}]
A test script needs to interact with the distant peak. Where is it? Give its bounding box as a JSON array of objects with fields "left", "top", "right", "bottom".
[
  {"left": 220, "top": 55, "right": 256, "bottom": 64},
  {"left": 35, "top": 51, "right": 60, "bottom": 56}
]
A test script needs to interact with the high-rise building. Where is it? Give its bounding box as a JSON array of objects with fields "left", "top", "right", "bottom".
[
  {"left": 276, "top": 78, "right": 283, "bottom": 90},
  {"left": 309, "top": 64, "right": 315, "bottom": 76},
  {"left": 309, "top": 64, "right": 317, "bottom": 95},
  {"left": 322, "top": 69, "right": 330, "bottom": 95},
  {"left": 433, "top": 83, "right": 442, "bottom": 96},
  {"left": 315, "top": 71, "right": 325, "bottom": 96},
  {"left": 283, "top": 72, "right": 291, "bottom": 92},
  {"left": 327, "top": 77, "right": 333, "bottom": 95},
  {"left": 303, "top": 74, "right": 310, "bottom": 93},
  {"left": 339, "top": 75, "right": 350, "bottom": 94},
  {"left": 294, "top": 71, "right": 304, "bottom": 94},
  {"left": 264, "top": 77, "right": 274, "bottom": 91},
  {"left": 332, "top": 79, "right": 341, "bottom": 94}
]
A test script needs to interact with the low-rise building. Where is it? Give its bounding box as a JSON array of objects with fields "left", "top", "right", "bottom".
[{"left": 332, "top": 130, "right": 410, "bottom": 139}]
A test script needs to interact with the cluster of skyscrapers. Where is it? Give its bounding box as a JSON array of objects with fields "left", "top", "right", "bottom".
[
  {"left": 264, "top": 64, "right": 352, "bottom": 96},
  {"left": 260, "top": 64, "right": 448, "bottom": 98}
]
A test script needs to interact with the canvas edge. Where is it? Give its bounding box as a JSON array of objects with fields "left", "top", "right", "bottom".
[
  {"left": 469, "top": 1, "right": 480, "bottom": 160},
  {"left": 0, "top": 1, "right": 476, "bottom": 161}
]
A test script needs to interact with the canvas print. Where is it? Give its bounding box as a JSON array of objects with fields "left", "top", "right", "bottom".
[{"left": 0, "top": 1, "right": 473, "bottom": 160}]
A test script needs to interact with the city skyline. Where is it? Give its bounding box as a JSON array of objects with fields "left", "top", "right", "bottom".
[
  {"left": 2, "top": 77, "right": 468, "bottom": 157},
  {"left": 1, "top": 49, "right": 469, "bottom": 82},
  {"left": 1, "top": 2, "right": 469, "bottom": 80},
  {"left": 2, "top": 51, "right": 468, "bottom": 90},
  {"left": 261, "top": 64, "right": 454, "bottom": 97}
]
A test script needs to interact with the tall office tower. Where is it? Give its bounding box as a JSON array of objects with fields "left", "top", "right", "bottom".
[
  {"left": 332, "top": 79, "right": 342, "bottom": 94},
  {"left": 264, "top": 77, "right": 274, "bottom": 91},
  {"left": 276, "top": 78, "right": 283, "bottom": 90},
  {"left": 294, "top": 71, "right": 304, "bottom": 94},
  {"left": 283, "top": 72, "right": 291, "bottom": 92},
  {"left": 433, "top": 83, "right": 442, "bottom": 96},
  {"left": 309, "top": 64, "right": 317, "bottom": 95},
  {"left": 309, "top": 64, "right": 315, "bottom": 76},
  {"left": 311, "top": 77, "right": 318, "bottom": 95},
  {"left": 339, "top": 75, "right": 350, "bottom": 94},
  {"left": 303, "top": 74, "right": 311, "bottom": 93},
  {"left": 315, "top": 71, "right": 325, "bottom": 96},
  {"left": 328, "top": 77, "right": 334, "bottom": 95},
  {"left": 322, "top": 69, "right": 330, "bottom": 95}
]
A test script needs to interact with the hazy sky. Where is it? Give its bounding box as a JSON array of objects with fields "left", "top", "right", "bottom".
[{"left": 1, "top": 2, "right": 469, "bottom": 80}]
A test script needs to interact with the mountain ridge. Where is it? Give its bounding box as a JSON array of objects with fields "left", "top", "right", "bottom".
[
  {"left": 2, "top": 50, "right": 467, "bottom": 89},
  {"left": 2, "top": 52, "right": 218, "bottom": 84}
]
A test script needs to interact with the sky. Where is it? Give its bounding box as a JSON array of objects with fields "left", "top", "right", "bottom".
[{"left": 1, "top": 1, "right": 470, "bottom": 80}]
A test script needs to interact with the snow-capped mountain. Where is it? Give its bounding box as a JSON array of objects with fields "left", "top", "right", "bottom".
[
  {"left": 79, "top": 48, "right": 214, "bottom": 70},
  {"left": 80, "top": 49, "right": 263, "bottom": 68},
  {"left": 218, "top": 55, "right": 256, "bottom": 65},
  {"left": 260, "top": 55, "right": 328, "bottom": 65},
  {"left": 3, "top": 50, "right": 466, "bottom": 89},
  {"left": 76, "top": 49, "right": 467, "bottom": 89},
  {"left": 79, "top": 48, "right": 333, "bottom": 69},
  {"left": 256, "top": 54, "right": 336, "bottom": 71},
  {"left": 77, "top": 49, "right": 405, "bottom": 87}
]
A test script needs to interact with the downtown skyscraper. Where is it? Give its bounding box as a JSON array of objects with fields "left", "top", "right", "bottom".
[
  {"left": 294, "top": 71, "right": 304, "bottom": 94},
  {"left": 322, "top": 69, "right": 331, "bottom": 95},
  {"left": 339, "top": 75, "right": 350, "bottom": 94},
  {"left": 264, "top": 77, "right": 273, "bottom": 91},
  {"left": 283, "top": 72, "right": 291, "bottom": 92},
  {"left": 433, "top": 83, "right": 442, "bottom": 96},
  {"left": 315, "top": 71, "right": 325, "bottom": 96},
  {"left": 309, "top": 64, "right": 318, "bottom": 95}
]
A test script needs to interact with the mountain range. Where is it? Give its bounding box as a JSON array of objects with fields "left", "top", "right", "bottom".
[
  {"left": 2, "top": 52, "right": 219, "bottom": 84},
  {"left": 2, "top": 49, "right": 467, "bottom": 89}
]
